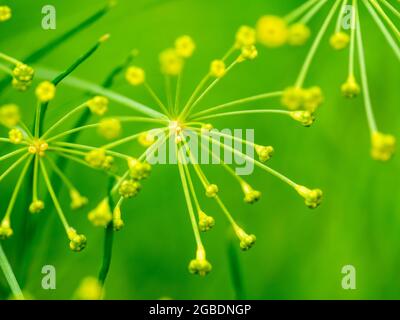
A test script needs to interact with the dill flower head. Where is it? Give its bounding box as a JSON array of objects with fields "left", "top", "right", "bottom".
[
  {"left": 341, "top": 75, "right": 360, "bottom": 98},
  {"left": 175, "top": 35, "right": 196, "bottom": 58},
  {"left": 0, "top": 104, "right": 20, "bottom": 128},
  {"left": 70, "top": 189, "right": 88, "bottom": 210},
  {"left": 0, "top": 5, "right": 11, "bottom": 22},
  {"left": 198, "top": 210, "right": 215, "bottom": 232},
  {"left": 119, "top": 179, "right": 141, "bottom": 198},
  {"left": 288, "top": 23, "right": 311, "bottom": 46},
  {"left": 125, "top": 66, "right": 145, "bottom": 86},
  {"left": 234, "top": 225, "right": 256, "bottom": 251},
  {"left": 28, "top": 139, "right": 49, "bottom": 157},
  {"left": 138, "top": 131, "right": 156, "bottom": 147},
  {"left": 255, "top": 145, "right": 274, "bottom": 162},
  {"left": 290, "top": 111, "right": 315, "bottom": 127},
  {"left": 88, "top": 199, "right": 112, "bottom": 227},
  {"left": 85, "top": 148, "right": 108, "bottom": 168},
  {"left": 371, "top": 132, "right": 396, "bottom": 162},
  {"left": 329, "top": 31, "right": 350, "bottom": 50},
  {"left": 241, "top": 183, "right": 261, "bottom": 204},
  {"left": 205, "top": 184, "right": 219, "bottom": 198},
  {"left": 8, "top": 128, "right": 23, "bottom": 144},
  {"left": 238, "top": 45, "right": 258, "bottom": 62},
  {"left": 235, "top": 25, "right": 256, "bottom": 48},
  {"left": 256, "top": 15, "right": 288, "bottom": 48},
  {"left": 98, "top": 118, "right": 121, "bottom": 140},
  {"left": 127, "top": 158, "right": 151, "bottom": 180},
  {"left": 295, "top": 185, "right": 323, "bottom": 209},
  {"left": 35, "top": 81, "right": 56, "bottom": 102},
  {"left": 159, "top": 48, "right": 183, "bottom": 76},
  {"left": 29, "top": 200, "right": 45, "bottom": 214},
  {"left": 188, "top": 248, "right": 212, "bottom": 276},
  {"left": 87, "top": 96, "right": 109, "bottom": 116},
  {"left": 12, "top": 63, "right": 34, "bottom": 91},
  {"left": 210, "top": 59, "right": 226, "bottom": 78}
]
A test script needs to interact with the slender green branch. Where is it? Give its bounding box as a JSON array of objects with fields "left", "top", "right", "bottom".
[
  {"left": 0, "top": 243, "right": 24, "bottom": 300},
  {"left": 193, "top": 109, "right": 290, "bottom": 121}
]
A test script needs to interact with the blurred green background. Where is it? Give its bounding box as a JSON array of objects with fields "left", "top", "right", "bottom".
[{"left": 1, "top": 0, "right": 400, "bottom": 300}]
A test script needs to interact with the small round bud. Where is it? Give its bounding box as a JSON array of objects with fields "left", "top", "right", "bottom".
[
  {"left": 98, "top": 118, "right": 121, "bottom": 140},
  {"left": 159, "top": 49, "right": 183, "bottom": 76},
  {"left": 0, "top": 6, "right": 12, "bottom": 22},
  {"left": 210, "top": 60, "right": 226, "bottom": 78},
  {"left": 8, "top": 128, "right": 23, "bottom": 144},
  {"left": 138, "top": 131, "right": 156, "bottom": 147},
  {"left": 241, "top": 183, "right": 261, "bottom": 204},
  {"left": 125, "top": 66, "right": 145, "bottom": 86},
  {"left": 35, "top": 81, "right": 56, "bottom": 102},
  {"left": 234, "top": 226, "right": 256, "bottom": 251},
  {"left": 238, "top": 45, "right": 258, "bottom": 62},
  {"left": 28, "top": 139, "right": 48, "bottom": 157},
  {"left": 85, "top": 149, "right": 107, "bottom": 168},
  {"left": 175, "top": 35, "right": 196, "bottom": 58},
  {"left": 0, "top": 104, "right": 20, "bottom": 128},
  {"left": 371, "top": 132, "right": 396, "bottom": 162},
  {"left": 256, "top": 15, "right": 288, "bottom": 48},
  {"left": 127, "top": 158, "right": 151, "bottom": 180},
  {"left": 87, "top": 96, "right": 109, "bottom": 116},
  {"left": 12, "top": 63, "right": 34, "bottom": 83},
  {"left": 205, "top": 184, "right": 219, "bottom": 198},
  {"left": 287, "top": 23, "right": 311, "bottom": 46},
  {"left": 70, "top": 189, "right": 88, "bottom": 210},
  {"left": 255, "top": 145, "right": 274, "bottom": 162},
  {"left": 113, "top": 206, "right": 124, "bottom": 231},
  {"left": 29, "top": 200, "right": 45, "bottom": 214},
  {"left": 330, "top": 32, "right": 350, "bottom": 50},
  {"left": 235, "top": 25, "right": 256, "bottom": 48},
  {"left": 198, "top": 211, "right": 215, "bottom": 232},
  {"left": 281, "top": 86, "right": 304, "bottom": 111},
  {"left": 67, "top": 228, "right": 87, "bottom": 252},
  {"left": 119, "top": 179, "right": 141, "bottom": 199},
  {"left": 0, "top": 219, "right": 13, "bottom": 239},
  {"left": 341, "top": 75, "right": 360, "bottom": 98},
  {"left": 290, "top": 110, "right": 315, "bottom": 127},
  {"left": 295, "top": 185, "right": 323, "bottom": 209},
  {"left": 188, "top": 248, "right": 212, "bottom": 276}
]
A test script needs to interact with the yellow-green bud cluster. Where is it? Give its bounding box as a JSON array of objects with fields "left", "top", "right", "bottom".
[
  {"left": 67, "top": 228, "right": 87, "bottom": 252},
  {"left": 127, "top": 158, "right": 151, "bottom": 180},
  {"left": 119, "top": 179, "right": 141, "bottom": 199},
  {"left": 70, "top": 189, "right": 88, "bottom": 210},
  {"left": 290, "top": 110, "right": 315, "bottom": 127},
  {"left": 0, "top": 219, "right": 13, "bottom": 239},
  {"left": 281, "top": 86, "right": 324, "bottom": 112},
  {"left": 255, "top": 145, "right": 274, "bottom": 162},
  {"left": 295, "top": 185, "right": 323, "bottom": 209},
  {"left": 0, "top": 104, "right": 20, "bottom": 128},
  {"left": 234, "top": 226, "right": 256, "bottom": 251},
  {"left": 88, "top": 199, "right": 112, "bottom": 227},
  {"left": 113, "top": 206, "right": 124, "bottom": 231},
  {"left": 198, "top": 210, "right": 215, "bottom": 232},
  {"left": 241, "top": 183, "right": 261, "bottom": 204},
  {"left": 87, "top": 96, "right": 109, "bottom": 116},
  {"left": 29, "top": 200, "right": 45, "bottom": 214},
  {"left": 205, "top": 184, "right": 219, "bottom": 198},
  {"left": 12, "top": 64, "right": 34, "bottom": 91},
  {"left": 371, "top": 132, "right": 396, "bottom": 162},
  {"left": 85, "top": 149, "right": 114, "bottom": 170},
  {"left": 188, "top": 248, "right": 212, "bottom": 276}
]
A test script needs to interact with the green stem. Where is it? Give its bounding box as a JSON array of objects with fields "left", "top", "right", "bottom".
[
  {"left": 0, "top": 243, "right": 24, "bottom": 300},
  {"left": 227, "top": 237, "right": 245, "bottom": 299}
]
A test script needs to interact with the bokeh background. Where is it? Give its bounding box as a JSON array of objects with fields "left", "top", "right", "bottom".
[{"left": 1, "top": 0, "right": 400, "bottom": 299}]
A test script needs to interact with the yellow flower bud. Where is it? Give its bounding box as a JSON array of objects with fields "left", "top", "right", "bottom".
[
  {"left": 303, "top": 86, "right": 324, "bottom": 112},
  {"left": 74, "top": 277, "right": 103, "bottom": 300},
  {"left": 235, "top": 25, "right": 256, "bottom": 48},
  {"left": 288, "top": 23, "right": 311, "bottom": 46},
  {"left": 67, "top": 228, "right": 87, "bottom": 252},
  {"left": 87, "top": 96, "right": 109, "bottom": 116},
  {"left": 371, "top": 132, "right": 396, "bottom": 161},
  {"left": 295, "top": 185, "right": 323, "bottom": 209},
  {"left": 341, "top": 75, "right": 360, "bottom": 98},
  {"left": 238, "top": 45, "right": 258, "bottom": 62},
  {"left": 188, "top": 247, "right": 212, "bottom": 276},
  {"left": 256, "top": 15, "right": 288, "bottom": 48},
  {"left": 198, "top": 210, "right": 215, "bottom": 232},
  {"left": 8, "top": 128, "right": 23, "bottom": 144},
  {"left": 210, "top": 60, "right": 226, "bottom": 78},
  {"left": 241, "top": 183, "right": 261, "bottom": 204},
  {"left": 255, "top": 145, "right": 274, "bottom": 162},
  {"left": 159, "top": 49, "right": 183, "bottom": 76},
  {"left": 113, "top": 206, "right": 124, "bottom": 231},
  {"left": 234, "top": 225, "right": 256, "bottom": 251},
  {"left": 0, "top": 219, "right": 13, "bottom": 239},
  {"left": 29, "top": 200, "right": 45, "bottom": 214},
  {"left": 175, "top": 35, "right": 196, "bottom": 58},
  {"left": 85, "top": 149, "right": 106, "bottom": 168},
  {"left": 12, "top": 63, "right": 34, "bottom": 83},
  {"left": 281, "top": 86, "right": 304, "bottom": 111},
  {"left": 127, "top": 157, "right": 151, "bottom": 180},
  {"left": 330, "top": 32, "right": 350, "bottom": 50},
  {"left": 205, "top": 184, "right": 218, "bottom": 198},
  {"left": 0, "top": 104, "right": 20, "bottom": 128},
  {"left": 28, "top": 139, "right": 48, "bottom": 157},
  {"left": 125, "top": 66, "right": 145, "bottom": 86},
  {"left": 88, "top": 199, "right": 112, "bottom": 227},
  {"left": 70, "top": 189, "right": 88, "bottom": 210},
  {"left": 0, "top": 6, "right": 12, "bottom": 22},
  {"left": 11, "top": 78, "right": 30, "bottom": 92},
  {"left": 35, "top": 81, "right": 56, "bottom": 102},
  {"left": 98, "top": 118, "right": 121, "bottom": 140},
  {"left": 138, "top": 131, "right": 156, "bottom": 147},
  {"left": 290, "top": 110, "right": 315, "bottom": 127},
  {"left": 119, "top": 179, "right": 141, "bottom": 199}
]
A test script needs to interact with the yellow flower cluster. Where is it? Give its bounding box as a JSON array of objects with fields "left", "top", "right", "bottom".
[
  {"left": 295, "top": 185, "right": 323, "bottom": 209},
  {"left": 29, "top": 200, "right": 45, "bottom": 214},
  {"left": 88, "top": 199, "right": 112, "bottom": 227},
  {"left": 119, "top": 179, "right": 141, "bottom": 199},
  {"left": 85, "top": 148, "right": 114, "bottom": 170},
  {"left": 0, "top": 219, "right": 13, "bottom": 239},
  {"left": 138, "top": 131, "right": 156, "bottom": 147},
  {"left": 330, "top": 32, "right": 350, "bottom": 50},
  {"left": 87, "top": 96, "right": 109, "bottom": 116},
  {"left": 188, "top": 247, "right": 212, "bottom": 276},
  {"left": 28, "top": 139, "right": 48, "bottom": 157},
  {"left": 281, "top": 86, "right": 324, "bottom": 112},
  {"left": 371, "top": 132, "right": 396, "bottom": 162},
  {"left": 159, "top": 48, "right": 184, "bottom": 76},
  {"left": 70, "top": 189, "right": 88, "bottom": 210},
  {"left": 209, "top": 60, "right": 226, "bottom": 78},
  {"left": 98, "top": 118, "right": 121, "bottom": 140},
  {"left": 341, "top": 75, "right": 360, "bottom": 98},
  {"left": 234, "top": 225, "right": 256, "bottom": 251},
  {"left": 112, "top": 205, "right": 124, "bottom": 231},
  {"left": 198, "top": 210, "right": 215, "bottom": 232},
  {"left": 175, "top": 35, "right": 196, "bottom": 58},
  {"left": 0, "top": 104, "right": 20, "bottom": 128},
  {"left": 67, "top": 227, "right": 87, "bottom": 252},
  {"left": 8, "top": 128, "right": 23, "bottom": 144},
  {"left": 290, "top": 110, "right": 315, "bottom": 127},
  {"left": 241, "top": 182, "right": 261, "bottom": 204},
  {"left": 125, "top": 66, "right": 145, "bottom": 86},
  {"left": 12, "top": 63, "right": 34, "bottom": 91},
  {"left": 205, "top": 184, "right": 218, "bottom": 198},
  {"left": 74, "top": 277, "right": 103, "bottom": 300},
  {"left": 127, "top": 157, "right": 151, "bottom": 180},
  {"left": 35, "top": 81, "right": 56, "bottom": 103},
  {"left": 255, "top": 145, "right": 274, "bottom": 162}
]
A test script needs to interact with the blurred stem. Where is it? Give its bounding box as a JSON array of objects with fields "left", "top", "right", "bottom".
[
  {"left": 227, "top": 237, "right": 245, "bottom": 300},
  {"left": 0, "top": 243, "right": 24, "bottom": 300},
  {"left": 98, "top": 178, "right": 116, "bottom": 290}
]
